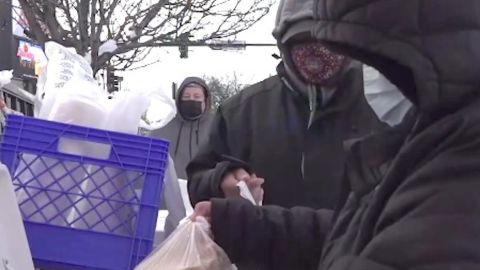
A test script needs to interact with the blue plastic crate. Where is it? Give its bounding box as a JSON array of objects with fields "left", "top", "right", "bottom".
[{"left": 0, "top": 115, "right": 169, "bottom": 270}]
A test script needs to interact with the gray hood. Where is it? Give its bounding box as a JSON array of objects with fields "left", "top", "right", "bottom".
[
  {"left": 272, "top": 0, "right": 364, "bottom": 128},
  {"left": 272, "top": 0, "right": 356, "bottom": 94},
  {"left": 272, "top": 0, "right": 315, "bottom": 44},
  {"left": 175, "top": 76, "right": 211, "bottom": 120},
  {"left": 273, "top": 0, "right": 348, "bottom": 96}
]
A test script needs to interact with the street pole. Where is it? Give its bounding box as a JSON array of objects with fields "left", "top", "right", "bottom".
[
  {"left": 155, "top": 40, "right": 276, "bottom": 58},
  {"left": 0, "top": 0, "right": 13, "bottom": 71}
]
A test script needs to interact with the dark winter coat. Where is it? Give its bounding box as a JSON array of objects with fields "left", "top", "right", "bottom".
[
  {"left": 150, "top": 77, "right": 213, "bottom": 179},
  {"left": 187, "top": 12, "right": 382, "bottom": 210},
  {"left": 210, "top": 0, "right": 480, "bottom": 269}
]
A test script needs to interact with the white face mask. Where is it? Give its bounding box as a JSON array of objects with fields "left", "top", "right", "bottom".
[{"left": 363, "top": 65, "right": 412, "bottom": 126}]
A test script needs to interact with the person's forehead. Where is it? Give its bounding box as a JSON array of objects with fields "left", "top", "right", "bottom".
[{"left": 183, "top": 86, "right": 205, "bottom": 94}]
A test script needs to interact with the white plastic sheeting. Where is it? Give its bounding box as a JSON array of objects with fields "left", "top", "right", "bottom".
[
  {"left": 364, "top": 65, "right": 412, "bottom": 126},
  {"left": 0, "top": 163, "right": 35, "bottom": 270}
]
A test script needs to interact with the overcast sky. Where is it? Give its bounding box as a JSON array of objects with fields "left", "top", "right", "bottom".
[
  {"left": 122, "top": 2, "right": 281, "bottom": 97},
  {"left": 10, "top": 0, "right": 280, "bottom": 96}
]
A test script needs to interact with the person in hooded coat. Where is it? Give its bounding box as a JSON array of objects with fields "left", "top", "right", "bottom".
[
  {"left": 192, "top": 0, "right": 480, "bottom": 269},
  {"left": 186, "top": 1, "right": 382, "bottom": 210},
  {"left": 150, "top": 77, "right": 213, "bottom": 179}
]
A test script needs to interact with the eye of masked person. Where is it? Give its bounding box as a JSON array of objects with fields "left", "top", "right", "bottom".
[
  {"left": 290, "top": 41, "right": 346, "bottom": 85},
  {"left": 182, "top": 87, "right": 205, "bottom": 102}
]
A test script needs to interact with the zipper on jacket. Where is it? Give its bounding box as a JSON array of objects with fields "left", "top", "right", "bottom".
[
  {"left": 174, "top": 121, "right": 185, "bottom": 157},
  {"left": 303, "top": 84, "right": 318, "bottom": 180},
  {"left": 195, "top": 120, "right": 200, "bottom": 145},
  {"left": 307, "top": 84, "right": 317, "bottom": 129},
  {"left": 189, "top": 121, "right": 194, "bottom": 159},
  {"left": 301, "top": 154, "right": 305, "bottom": 179}
]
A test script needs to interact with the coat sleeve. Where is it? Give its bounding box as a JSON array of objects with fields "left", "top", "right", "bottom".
[
  {"left": 330, "top": 128, "right": 480, "bottom": 270},
  {"left": 186, "top": 108, "right": 247, "bottom": 205},
  {"left": 211, "top": 198, "right": 333, "bottom": 270}
]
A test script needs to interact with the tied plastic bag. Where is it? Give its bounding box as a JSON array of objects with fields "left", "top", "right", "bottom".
[{"left": 135, "top": 217, "right": 234, "bottom": 270}]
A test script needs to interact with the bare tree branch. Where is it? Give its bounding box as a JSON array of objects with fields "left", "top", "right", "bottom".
[
  {"left": 204, "top": 73, "right": 245, "bottom": 109},
  {"left": 18, "top": 0, "right": 274, "bottom": 73},
  {"left": 127, "top": 58, "right": 162, "bottom": 71},
  {"left": 137, "top": 1, "right": 168, "bottom": 30},
  {"left": 62, "top": 0, "right": 81, "bottom": 51},
  {"left": 18, "top": 0, "right": 48, "bottom": 42},
  {"left": 97, "top": 1, "right": 112, "bottom": 39}
]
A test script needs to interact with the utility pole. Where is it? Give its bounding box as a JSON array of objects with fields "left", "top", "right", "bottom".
[
  {"left": 171, "top": 82, "right": 177, "bottom": 99},
  {"left": 0, "top": 0, "right": 13, "bottom": 71}
]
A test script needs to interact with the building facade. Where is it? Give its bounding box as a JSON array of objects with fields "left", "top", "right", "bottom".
[{"left": 1, "top": 0, "right": 40, "bottom": 117}]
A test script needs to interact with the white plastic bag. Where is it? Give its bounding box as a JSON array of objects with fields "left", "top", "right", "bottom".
[
  {"left": 19, "top": 42, "right": 112, "bottom": 229},
  {"left": 138, "top": 85, "right": 176, "bottom": 131},
  {"left": 135, "top": 217, "right": 234, "bottom": 270},
  {"left": 154, "top": 158, "right": 187, "bottom": 245},
  {"left": 105, "top": 90, "right": 150, "bottom": 134},
  {"left": 0, "top": 70, "right": 13, "bottom": 88},
  {"left": 68, "top": 90, "right": 152, "bottom": 233},
  {"left": 43, "top": 78, "right": 108, "bottom": 126},
  {"left": 35, "top": 41, "right": 97, "bottom": 118}
]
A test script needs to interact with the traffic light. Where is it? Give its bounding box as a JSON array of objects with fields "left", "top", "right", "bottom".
[
  {"left": 179, "top": 44, "right": 188, "bottom": 59},
  {"left": 106, "top": 69, "right": 121, "bottom": 93}
]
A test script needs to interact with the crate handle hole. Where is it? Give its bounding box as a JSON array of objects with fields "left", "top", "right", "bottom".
[{"left": 58, "top": 137, "right": 112, "bottom": 160}]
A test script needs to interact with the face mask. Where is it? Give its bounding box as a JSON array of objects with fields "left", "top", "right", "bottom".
[
  {"left": 363, "top": 65, "right": 412, "bottom": 126},
  {"left": 290, "top": 42, "right": 346, "bottom": 85},
  {"left": 179, "top": 100, "right": 203, "bottom": 119}
]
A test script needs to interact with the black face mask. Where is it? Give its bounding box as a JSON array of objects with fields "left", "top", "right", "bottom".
[{"left": 179, "top": 100, "right": 203, "bottom": 119}]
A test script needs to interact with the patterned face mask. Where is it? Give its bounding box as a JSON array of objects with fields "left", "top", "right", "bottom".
[{"left": 290, "top": 41, "right": 346, "bottom": 85}]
